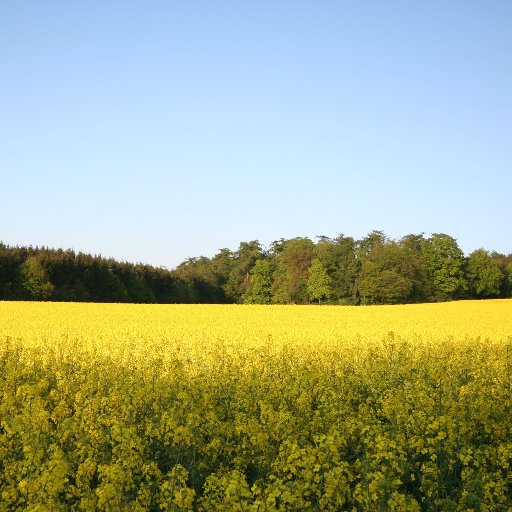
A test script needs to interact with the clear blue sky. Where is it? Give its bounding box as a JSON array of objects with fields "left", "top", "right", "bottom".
[{"left": 1, "top": 1, "right": 511, "bottom": 268}]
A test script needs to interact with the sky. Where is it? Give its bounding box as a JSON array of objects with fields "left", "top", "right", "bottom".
[{"left": 1, "top": 1, "right": 511, "bottom": 268}]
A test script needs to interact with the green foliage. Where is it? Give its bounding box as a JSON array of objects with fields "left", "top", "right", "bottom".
[
  {"left": 272, "top": 238, "right": 315, "bottom": 304},
  {"left": 506, "top": 260, "right": 512, "bottom": 296},
  {"left": 357, "top": 234, "right": 414, "bottom": 304},
  {"left": 0, "top": 245, "right": 191, "bottom": 304},
  {"left": 174, "top": 256, "right": 229, "bottom": 303},
  {"left": 399, "top": 234, "right": 429, "bottom": 302},
  {"left": 307, "top": 259, "right": 331, "bottom": 303},
  {"left": 224, "top": 241, "right": 264, "bottom": 302},
  {"left": 359, "top": 265, "right": 412, "bottom": 304},
  {"left": 1, "top": 232, "right": 511, "bottom": 305},
  {"left": 422, "top": 233, "right": 467, "bottom": 298},
  {"left": 467, "top": 249, "right": 504, "bottom": 297},
  {"left": 20, "top": 255, "right": 54, "bottom": 300},
  {"left": 314, "top": 235, "right": 359, "bottom": 303},
  {"left": 244, "top": 259, "right": 273, "bottom": 304}
]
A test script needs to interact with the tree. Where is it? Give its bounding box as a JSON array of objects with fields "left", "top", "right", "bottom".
[
  {"left": 307, "top": 259, "right": 331, "bottom": 304},
  {"left": 20, "top": 256, "right": 54, "bottom": 300},
  {"left": 399, "top": 234, "right": 429, "bottom": 302},
  {"left": 505, "top": 260, "right": 512, "bottom": 297},
  {"left": 315, "top": 235, "right": 359, "bottom": 303},
  {"left": 356, "top": 233, "right": 414, "bottom": 304},
  {"left": 82, "top": 261, "right": 128, "bottom": 302},
  {"left": 467, "top": 249, "right": 504, "bottom": 297},
  {"left": 357, "top": 230, "right": 387, "bottom": 258},
  {"left": 224, "top": 241, "right": 264, "bottom": 302},
  {"left": 358, "top": 263, "right": 412, "bottom": 304},
  {"left": 244, "top": 259, "right": 273, "bottom": 304},
  {"left": 422, "top": 234, "right": 467, "bottom": 299},
  {"left": 0, "top": 243, "right": 22, "bottom": 299},
  {"left": 119, "top": 267, "right": 156, "bottom": 303},
  {"left": 272, "top": 238, "right": 315, "bottom": 304},
  {"left": 174, "top": 256, "right": 227, "bottom": 303}
]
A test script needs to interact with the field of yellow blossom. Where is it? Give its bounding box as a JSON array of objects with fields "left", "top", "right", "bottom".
[{"left": 1, "top": 300, "right": 511, "bottom": 511}]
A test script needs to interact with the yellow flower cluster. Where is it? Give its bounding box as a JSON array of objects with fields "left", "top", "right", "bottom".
[{"left": 0, "top": 300, "right": 511, "bottom": 510}]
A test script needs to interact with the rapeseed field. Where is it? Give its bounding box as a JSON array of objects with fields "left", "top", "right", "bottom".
[{"left": 1, "top": 300, "right": 511, "bottom": 511}]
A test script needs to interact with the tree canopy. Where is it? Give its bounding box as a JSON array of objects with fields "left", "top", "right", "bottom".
[{"left": 1, "top": 233, "right": 511, "bottom": 305}]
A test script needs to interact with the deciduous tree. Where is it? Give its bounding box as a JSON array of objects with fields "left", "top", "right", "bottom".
[
  {"left": 467, "top": 249, "right": 504, "bottom": 297},
  {"left": 422, "top": 234, "right": 467, "bottom": 298},
  {"left": 272, "top": 238, "right": 315, "bottom": 304},
  {"left": 244, "top": 259, "right": 273, "bottom": 304},
  {"left": 20, "top": 255, "right": 54, "bottom": 300},
  {"left": 307, "top": 259, "right": 332, "bottom": 304}
]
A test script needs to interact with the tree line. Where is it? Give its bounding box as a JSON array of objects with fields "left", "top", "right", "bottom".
[{"left": 1, "top": 231, "right": 511, "bottom": 304}]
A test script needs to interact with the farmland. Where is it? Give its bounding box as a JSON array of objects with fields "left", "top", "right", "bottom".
[{"left": 1, "top": 300, "right": 512, "bottom": 510}]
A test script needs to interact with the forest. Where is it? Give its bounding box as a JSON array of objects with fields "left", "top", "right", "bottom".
[{"left": 1, "top": 231, "right": 511, "bottom": 305}]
